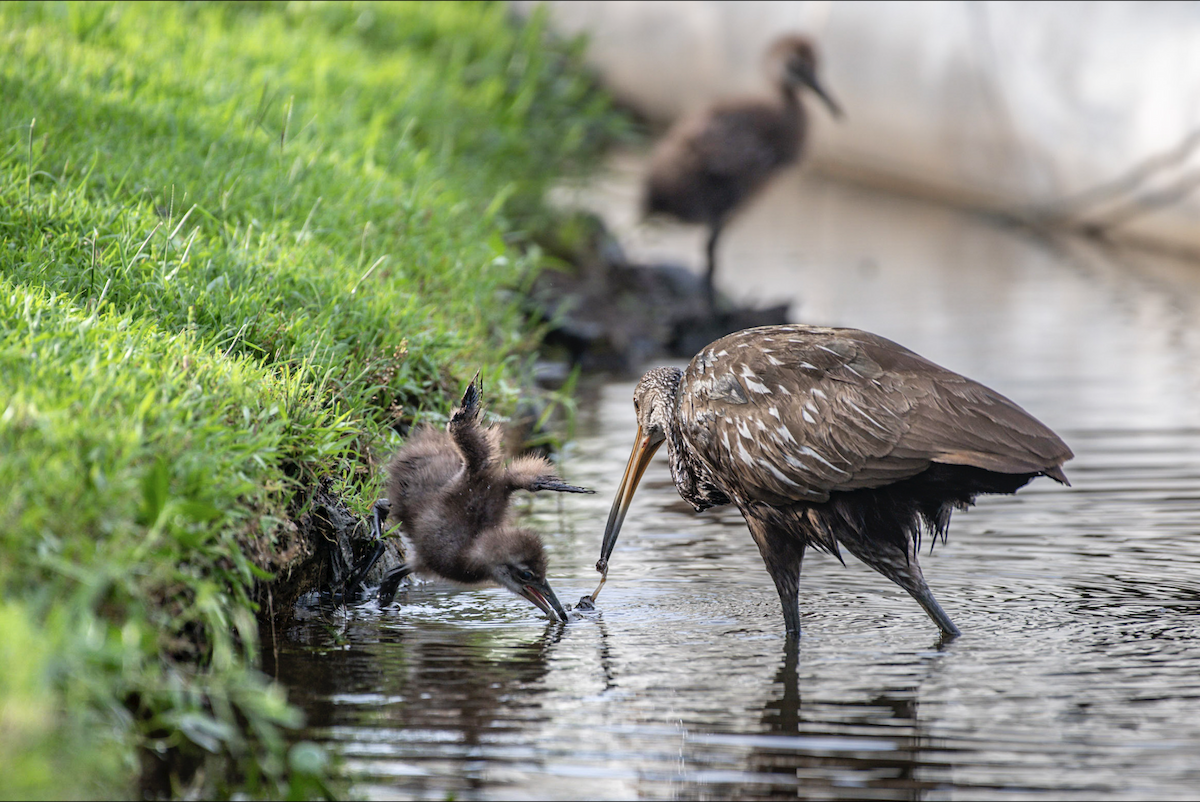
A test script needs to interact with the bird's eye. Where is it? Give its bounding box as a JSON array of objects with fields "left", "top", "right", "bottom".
[{"left": 517, "top": 568, "right": 534, "bottom": 582}]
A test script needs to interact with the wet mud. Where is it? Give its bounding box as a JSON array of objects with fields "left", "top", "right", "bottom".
[{"left": 530, "top": 211, "right": 789, "bottom": 375}]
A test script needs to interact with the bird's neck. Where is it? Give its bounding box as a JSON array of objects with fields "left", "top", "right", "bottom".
[
  {"left": 663, "top": 374, "right": 726, "bottom": 512},
  {"left": 660, "top": 373, "right": 687, "bottom": 490},
  {"left": 665, "top": 418, "right": 697, "bottom": 503},
  {"left": 776, "top": 81, "right": 802, "bottom": 110}
]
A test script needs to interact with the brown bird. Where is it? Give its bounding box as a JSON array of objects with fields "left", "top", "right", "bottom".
[
  {"left": 644, "top": 34, "right": 843, "bottom": 310},
  {"left": 591, "top": 325, "right": 1073, "bottom": 638},
  {"left": 345, "top": 378, "right": 593, "bottom": 621}
]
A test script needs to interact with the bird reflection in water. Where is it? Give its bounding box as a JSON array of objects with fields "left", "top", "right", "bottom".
[
  {"left": 663, "top": 638, "right": 953, "bottom": 800},
  {"left": 264, "top": 619, "right": 564, "bottom": 799},
  {"left": 761, "top": 649, "right": 942, "bottom": 799}
]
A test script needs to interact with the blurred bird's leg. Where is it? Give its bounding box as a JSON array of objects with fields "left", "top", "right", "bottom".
[
  {"left": 837, "top": 532, "right": 961, "bottom": 638},
  {"left": 746, "top": 515, "right": 807, "bottom": 638},
  {"left": 704, "top": 222, "right": 724, "bottom": 312},
  {"left": 338, "top": 499, "right": 392, "bottom": 600},
  {"left": 504, "top": 455, "right": 595, "bottom": 494}
]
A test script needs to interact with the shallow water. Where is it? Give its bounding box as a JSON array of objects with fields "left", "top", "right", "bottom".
[{"left": 268, "top": 157, "right": 1200, "bottom": 799}]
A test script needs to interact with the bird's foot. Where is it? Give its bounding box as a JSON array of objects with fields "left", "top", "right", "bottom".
[
  {"left": 451, "top": 373, "right": 482, "bottom": 424},
  {"left": 377, "top": 563, "right": 413, "bottom": 606},
  {"left": 934, "top": 629, "right": 960, "bottom": 649},
  {"left": 334, "top": 498, "right": 393, "bottom": 601},
  {"left": 337, "top": 542, "right": 384, "bottom": 603}
]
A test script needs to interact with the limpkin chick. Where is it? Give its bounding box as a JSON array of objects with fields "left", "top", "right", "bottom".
[
  {"left": 644, "top": 34, "right": 842, "bottom": 310},
  {"left": 345, "top": 378, "right": 593, "bottom": 621},
  {"left": 592, "top": 325, "right": 1073, "bottom": 638}
]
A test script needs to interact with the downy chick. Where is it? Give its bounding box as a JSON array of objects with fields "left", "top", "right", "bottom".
[{"left": 348, "top": 377, "right": 593, "bottom": 621}]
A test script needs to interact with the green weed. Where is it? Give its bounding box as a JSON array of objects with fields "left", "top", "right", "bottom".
[{"left": 0, "top": 1, "right": 624, "bottom": 797}]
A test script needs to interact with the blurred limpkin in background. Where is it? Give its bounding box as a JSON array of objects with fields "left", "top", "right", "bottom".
[
  {"left": 644, "top": 35, "right": 843, "bottom": 310},
  {"left": 344, "top": 378, "right": 593, "bottom": 621},
  {"left": 591, "top": 325, "right": 1072, "bottom": 638}
]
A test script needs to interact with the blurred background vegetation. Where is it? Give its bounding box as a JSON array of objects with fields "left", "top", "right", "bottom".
[{"left": 0, "top": 1, "right": 626, "bottom": 797}]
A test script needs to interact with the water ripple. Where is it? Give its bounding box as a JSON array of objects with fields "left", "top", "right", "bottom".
[{"left": 271, "top": 170, "right": 1200, "bottom": 800}]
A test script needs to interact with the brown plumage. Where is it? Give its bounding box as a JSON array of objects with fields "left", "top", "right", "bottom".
[
  {"left": 644, "top": 35, "right": 842, "bottom": 309},
  {"left": 592, "top": 325, "right": 1073, "bottom": 638},
  {"left": 347, "top": 378, "right": 593, "bottom": 621}
]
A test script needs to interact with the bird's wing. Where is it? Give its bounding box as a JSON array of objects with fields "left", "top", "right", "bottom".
[{"left": 678, "top": 326, "right": 1072, "bottom": 506}]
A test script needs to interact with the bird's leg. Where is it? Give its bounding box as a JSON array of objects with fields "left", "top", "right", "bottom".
[
  {"left": 338, "top": 499, "right": 392, "bottom": 600},
  {"left": 746, "top": 515, "right": 807, "bottom": 638},
  {"left": 704, "top": 222, "right": 724, "bottom": 312},
  {"left": 775, "top": 549, "right": 806, "bottom": 638},
  {"left": 837, "top": 533, "right": 961, "bottom": 638}
]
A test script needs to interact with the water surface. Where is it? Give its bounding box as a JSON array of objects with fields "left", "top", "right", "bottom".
[{"left": 269, "top": 157, "right": 1200, "bottom": 799}]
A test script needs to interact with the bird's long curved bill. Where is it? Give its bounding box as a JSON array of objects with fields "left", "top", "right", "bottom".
[
  {"left": 521, "top": 581, "right": 568, "bottom": 622},
  {"left": 591, "top": 425, "right": 664, "bottom": 602}
]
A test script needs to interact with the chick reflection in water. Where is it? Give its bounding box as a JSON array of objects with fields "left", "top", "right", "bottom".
[{"left": 348, "top": 377, "right": 593, "bottom": 621}]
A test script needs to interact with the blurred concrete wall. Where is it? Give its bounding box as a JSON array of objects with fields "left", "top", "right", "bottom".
[{"left": 515, "top": 1, "right": 1200, "bottom": 253}]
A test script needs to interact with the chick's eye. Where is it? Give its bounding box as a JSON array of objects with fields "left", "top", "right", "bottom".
[{"left": 517, "top": 568, "right": 534, "bottom": 582}]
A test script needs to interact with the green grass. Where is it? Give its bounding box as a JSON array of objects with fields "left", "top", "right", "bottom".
[{"left": 0, "top": 1, "right": 624, "bottom": 797}]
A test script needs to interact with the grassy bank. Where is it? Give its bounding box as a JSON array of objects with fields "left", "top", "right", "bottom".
[{"left": 0, "top": 1, "right": 622, "bottom": 796}]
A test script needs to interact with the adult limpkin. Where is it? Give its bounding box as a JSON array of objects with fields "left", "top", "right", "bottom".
[
  {"left": 644, "top": 35, "right": 842, "bottom": 310},
  {"left": 343, "top": 378, "right": 593, "bottom": 621},
  {"left": 591, "top": 325, "right": 1072, "bottom": 637}
]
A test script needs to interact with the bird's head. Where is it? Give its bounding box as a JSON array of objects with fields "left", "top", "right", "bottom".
[
  {"left": 590, "top": 367, "right": 683, "bottom": 601},
  {"left": 768, "top": 34, "right": 843, "bottom": 119},
  {"left": 476, "top": 527, "right": 568, "bottom": 622},
  {"left": 632, "top": 366, "right": 683, "bottom": 445}
]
